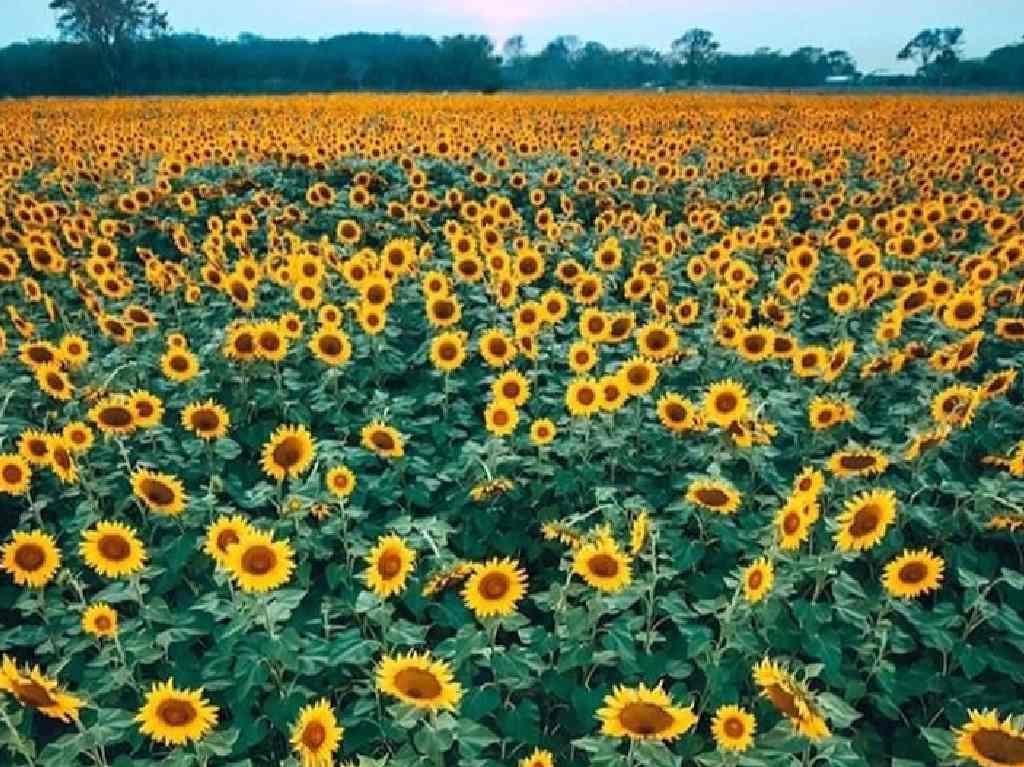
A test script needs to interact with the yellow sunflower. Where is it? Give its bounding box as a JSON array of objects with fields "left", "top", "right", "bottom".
[
  {"left": 89, "top": 395, "right": 138, "bottom": 437},
  {"left": 882, "top": 549, "right": 944, "bottom": 599},
  {"left": 742, "top": 557, "right": 775, "bottom": 604},
  {"left": 136, "top": 679, "right": 218, "bottom": 746},
  {"left": 18, "top": 429, "right": 52, "bottom": 466},
  {"left": 80, "top": 521, "right": 147, "bottom": 578},
  {"left": 826, "top": 448, "right": 889, "bottom": 479},
  {"left": 82, "top": 603, "right": 118, "bottom": 638},
  {"left": 636, "top": 321, "right": 679, "bottom": 361},
  {"left": 365, "top": 534, "right": 416, "bottom": 598},
  {"left": 597, "top": 682, "right": 697, "bottom": 741},
  {"left": 325, "top": 465, "right": 357, "bottom": 499},
  {"left": 776, "top": 500, "right": 813, "bottom": 551},
  {"left": 568, "top": 340, "right": 598, "bottom": 374},
  {"left": 254, "top": 321, "right": 288, "bottom": 362},
  {"left": 484, "top": 398, "right": 519, "bottom": 437},
  {"left": 753, "top": 659, "right": 830, "bottom": 741},
  {"left": 129, "top": 390, "right": 164, "bottom": 429},
  {"left": 48, "top": 437, "right": 78, "bottom": 484},
  {"left": 619, "top": 356, "right": 658, "bottom": 397},
  {"left": 61, "top": 421, "right": 94, "bottom": 454},
  {"left": 181, "top": 400, "right": 230, "bottom": 440},
  {"left": 479, "top": 328, "right": 517, "bottom": 368},
  {"left": 519, "top": 747, "right": 555, "bottom": 767},
  {"left": 2, "top": 530, "right": 61, "bottom": 588},
  {"left": 260, "top": 424, "right": 316, "bottom": 481},
  {"left": 572, "top": 536, "right": 632, "bottom": 593},
  {"left": 834, "top": 488, "right": 898, "bottom": 552},
  {"left": 160, "top": 348, "right": 200, "bottom": 382},
  {"left": 703, "top": 380, "right": 748, "bottom": 428},
  {"left": 686, "top": 479, "right": 742, "bottom": 515},
  {"left": 711, "top": 704, "right": 756, "bottom": 752},
  {"left": 463, "top": 557, "right": 527, "bottom": 618},
  {"left": 657, "top": 393, "right": 699, "bottom": 433},
  {"left": 131, "top": 469, "right": 188, "bottom": 516},
  {"left": 492, "top": 370, "right": 531, "bottom": 407},
  {"left": 955, "top": 709, "right": 1024, "bottom": 767},
  {"left": 931, "top": 384, "right": 978, "bottom": 428},
  {"left": 566, "top": 377, "right": 602, "bottom": 417},
  {"left": 203, "top": 515, "right": 252, "bottom": 568},
  {"left": 309, "top": 325, "right": 353, "bottom": 366},
  {"left": 430, "top": 332, "right": 467, "bottom": 372},
  {"left": 0, "top": 453, "right": 32, "bottom": 495},
  {"left": 361, "top": 421, "right": 405, "bottom": 459},
  {"left": 36, "top": 363, "right": 74, "bottom": 401},
  {"left": 291, "top": 698, "right": 344, "bottom": 767},
  {"left": 629, "top": 511, "right": 650, "bottom": 555},
  {"left": 225, "top": 530, "right": 295, "bottom": 593},
  {"left": 904, "top": 425, "right": 951, "bottom": 461},
  {"left": 530, "top": 418, "right": 557, "bottom": 446},
  {"left": 0, "top": 655, "right": 83, "bottom": 723},
  {"left": 376, "top": 652, "right": 462, "bottom": 712}
]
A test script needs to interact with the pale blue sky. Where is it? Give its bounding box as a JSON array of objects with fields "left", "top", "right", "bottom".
[{"left": 4, "top": 0, "right": 1022, "bottom": 73}]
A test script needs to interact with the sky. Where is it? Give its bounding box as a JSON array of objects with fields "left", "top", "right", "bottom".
[{"left": 5, "top": 0, "right": 1022, "bottom": 74}]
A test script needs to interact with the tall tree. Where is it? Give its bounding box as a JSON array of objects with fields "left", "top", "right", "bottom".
[
  {"left": 48, "top": 0, "right": 169, "bottom": 88},
  {"left": 671, "top": 28, "right": 719, "bottom": 85},
  {"left": 897, "top": 27, "right": 963, "bottom": 76}
]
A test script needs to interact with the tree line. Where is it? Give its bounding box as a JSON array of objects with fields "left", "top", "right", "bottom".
[{"left": 0, "top": 1, "right": 1021, "bottom": 96}]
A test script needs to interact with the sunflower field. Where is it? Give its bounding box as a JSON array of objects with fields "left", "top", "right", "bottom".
[{"left": 1, "top": 92, "right": 1024, "bottom": 767}]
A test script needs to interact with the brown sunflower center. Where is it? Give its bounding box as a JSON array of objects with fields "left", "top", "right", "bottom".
[
  {"left": 627, "top": 366, "right": 649, "bottom": 386},
  {"left": 259, "top": 332, "right": 281, "bottom": 352},
  {"left": 156, "top": 698, "right": 198, "bottom": 727},
  {"left": 242, "top": 544, "right": 277, "bottom": 575},
  {"left": 665, "top": 403, "right": 687, "bottom": 423},
  {"left": 715, "top": 392, "right": 738, "bottom": 413},
  {"left": 782, "top": 512, "right": 801, "bottom": 535},
  {"left": 618, "top": 702, "right": 674, "bottom": 736},
  {"left": 479, "top": 572, "right": 510, "bottom": 599},
  {"left": 169, "top": 355, "right": 189, "bottom": 372},
  {"left": 14, "top": 543, "right": 45, "bottom": 571},
  {"left": 839, "top": 454, "right": 877, "bottom": 471},
  {"left": 319, "top": 336, "right": 342, "bottom": 356},
  {"left": 587, "top": 553, "right": 620, "bottom": 578},
  {"left": 273, "top": 437, "right": 303, "bottom": 468},
  {"left": 377, "top": 550, "right": 403, "bottom": 579},
  {"left": 747, "top": 570, "right": 764, "bottom": 590},
  {"left": 394, "top": 668, "right": 442, "bottom": 700},
  {"left": 192, "top": 409, "right": 220, "bottom": 432},
  {"left": 765, "top": 684, "right": 801, "bottom": 719},
  {"left": 898, "top": 562, "right": 928, "bottom": 584},
  {"left": 94, "top": 615, "right": 112, "bottom": 632},
  {"left": 492, "top": 409, "right": 510, "bottom": 427},
  {"left": 302, "top": 720, "right": 327, "bottom": 749},
  {"left": 11, "top": 678, "right": 57, "bottom": 709},
  {"left": 100, "top": 406, "right": 133, "bottom": 427},
  {"left": 141, "top": 478, "right": 176, "bottom": 506},
  {"left": 98, "top": 534, "right": 131, "bottom": 561},
  {"left": 3, "top": 464, "right": 24, "bottom": 484},
  {"left": 577, "top": 388, "right": 596, "bottom": 406},
  {"left": 971, "top": 729, "right": 1024, "bottom": 764},
  {"left": 724, "top": 716, "right": 745, "bottom": 738},
  {"left": 849, "top": 503, "right": 881, "bottom": 537},
  {"left": 371, "top": 430, "right": 395, "bottom": 451},
  {"left": 216, "top": 529, "right": 240, "bottom": 553}
]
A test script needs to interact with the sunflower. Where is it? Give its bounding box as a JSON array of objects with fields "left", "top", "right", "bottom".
[
  {"left": 792, "top": 345, "right": 827, "bottom": 378},
  {"left": 703, "top": 380, "right": 748, "bottom": 428},
  {"left": 776, "top": 500, "right": 812, "bottom": 551},
  {"left": 979, "top": 369, "right": 1017, "bottom": 401},
  {"left": 2, "top": 530, "right": 61, "bottom": 588},
  {"left": 492, "top": 370, "right": 531, "bottom": 407},
  {"left": 18, "top": 429, "right": 52, "bottom": 466},
  {"left": 89, "top": 395, "right": 137, "bottom": 436},
  {"left": 0, "top": 656, "right": 83, "bottom": 723},
  {"left": 291, "top": 698, "right": 344, "bottom": 767},
  {"left": 686, "top": 479, "right": 742, "bottom": 515},
  {"left": 361, "top": 421, "right": 405, "bottom": 459},
  {"left": 36, "top": 363, "right": 74, "bottom": 401},
  {"left": 572, "top": 536, "right": 632, "bottom": 592},
  {"left": 260, "top": 424, "right": 316, "bottom": 481},
  {"left": 808, "top": 397, "right": 853, "bottom": 431},
  {"left": 822, "top": 340, "right": 855, "bottom": 383},
  {"left": 181, "top": 400, "right": 230, "bottom": 440},
  {"left": 80, "top": 521, "right": 147, "bottom": 578},
  {"left": 882, "top": 549, "right": 944, "bottom": 599},
  {"left": 826, "top": 448, "right": 889, "bottom": 478},
  {"left": 326, "top": 465, "right": 357, "bottom": 499},
  {"left": 904, "top": 425, "right": 951, "bottom": 461},
  {"left": 737, "top": 325, "right": 774, "bottom": 363},
  {"left": 309, "top": 325, "right": 352, "bottom": 366},
  {"left": 61, "top": 421, "right": 94, "bottom": 454},
  {"left": 519, "top": 748, "right": 554, "bottom": 767},
  {"left": 376, "top": 652, "right": 462, "bottom": 712},
  {"left": 225, "top": 529, "right": 295, "bottom": 593},
  {"left": 597, "top": 682, "right": 697, "bottom": 741},
  {"left": 568, "top": 341, "right": 598, "bottom": 374},
  {"left": 834, "top": 488, "right": 898, "bottom": 552},
  {"left": 479, "top": 328, "right": 517, "bottom": 368},
  {"left": 48, "top": 437, "right": 78, "bottom": 484},
  {"left": 463, "top": 557, "right": 527, "bottom": 618},
  {"left": 82, "top": 603, "right": 118, "bottom": 638},
  {"left": 0, "top": 454, "right": 32, "bottom": 495},
  {"left": 203, "top": 515, "right": 252, "bottom": 568},
  {"left": 711, "top": 704, "right": 756, "bottom": 752},
  {"left": 131, "top": 469, "right": 187, "bottom": 516},
  {"left": 636, "top": 321, "right": 679, "bottom": 361},
  {"left": 253, "top": 321, "right": 288, "bottom": 363},
  {"left": 931, "top": 384, "right": 978, "bottom": 428},
  {"left": 619, "top": 356, "right": 658, "bottom": 397},
  {"left": 18, "top": 340, "right": 61, "bottom": 369},
  {"left": 530, "top": 418, "right": 557, "bottom": 446},
  {"left": 136, "top": 679, "right": 218, "bottom": 746},
  {"left": 792, "top": 466, "right": 825, "bottom": 499},
  {"left": 942, "top": 290, "right": 985, "bottom": 331},
  {"left": 564, "top": 377, "right": 601, "bottom": 417},
  {"left": 430, "top": 331, "right": 467, "bottom": 373},
  {"left": 365, "top": 534, "right": 416, "bottom": 598},
  {"left": 752, "top": 659, "right": 830, "bottom": 741},
  {"left": 955, "top": 709, "right": 1024, "bottom": 767},
  {"left": 223, "top": 324, "right": 258, "bottom": 362},
  {"left": 161, "top": 348, "right": 200, "bottom": 382},
  {"left": 742, "top": 557, "right": 775, "bottom": 604},
  {"left": 657, "top": 393, "right": 698, "bottom": 433}
]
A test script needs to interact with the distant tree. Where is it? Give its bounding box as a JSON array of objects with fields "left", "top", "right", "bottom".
[
  {"left": 48, "top": 0, "right": 169, "bottom": 88},
  {"left": 898, "top": 27, "right": 963, "bottom": 78},
  {"left": 502, "top": 35, "right": 525, "bottom": 64},
  {"left": 671, "top": 28, "right": 719, "bottom": 85}
]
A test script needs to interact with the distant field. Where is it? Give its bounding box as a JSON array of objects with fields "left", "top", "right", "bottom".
[{"left": 1, "top": 92, "right": 1023, "bottom": 767}]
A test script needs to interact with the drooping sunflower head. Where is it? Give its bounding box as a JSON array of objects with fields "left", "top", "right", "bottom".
[
  {"left": 365, "top": 534, "right": 416, "bottom": 598},
  {"left": 572, "top": 536, "right": 632, "bottom": 593},
  {"left": 361, "top": 421, "right": 405, "bottom": 459},
  {"left": 2, "top": 530, "right": 61, "bottom": 588},
  {"left": 36, "top": 363, "right": 74, "bottom": 401},
  {"left": 82, "top": 603, "right": 118, "bottom": 639},
  {"left": 80, "top": 521, "right": 147, "bottom": 579},
  {"left": 462, "top": 557, "right": 527, "bottom": 619},
  {"left": 203, "top": 515, "right": 253, "bottom": 567},
  {"left": 376, "top": 652, "right": 462, "bottom": 712},
  {"left": 834, "top": 488, "right": 898, "bottom": 553},
  {"left": 291, "top": 698, "right": 344, "bottom": 767},
  {"left": 752, "top": 659, "right": 830, "bottom": 741},
  {"left": 597, "top": 682, "right": 698, "bottom": 741},
  {"left": 131, "top": 469, "right": 187, "bottom": 516},
  {"left": 686, "top": 479, "right": 742, "bottom": 515},
  {"left": 48, "top": 436, "right": 78, "bottom": 484},
  {"left": 181, "top": 400, "right": 230, "bottom": 441},
  {"left": 703, "top": 379, "right": 748, "bottom": 428},
  {"left": 135, "top": 678, "right": 218, "bottom": 747},
  {"left": 0, "top": 655, "right": 83, "bottom": 723},
  {"left": 225, "top": 529, "right": 295, "bottom": 593},
  {"left": 955, "top": 709, "right": 1024, "bottom": 767},
  {"left": 260, "top": 424, "right": 316, "bottom": 481},
  {"left": 711, "top": 704, "right": 756, "bottom": 752},
  {"left": 882, "top": 548, "right": 944, "bottom": 599}
]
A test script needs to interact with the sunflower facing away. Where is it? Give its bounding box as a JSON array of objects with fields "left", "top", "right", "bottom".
[
  {"left": 572, "top": 535, "right": 632, "bottom": 593},
  {"left": 882, "top": 549, "right": 944, "bottom": 599},
  {"left": 225, "top": 529, "right": 295, "bottom": 593},
  {"left": 361, "top": 420, "right": 405, "bottom": 459},
  {"left": 377, "top": 652, "right": 462, "bottom": 712},
  {"left": 80, "top": 521, "right": 147, "bottom": 578},
  {"left": 753, "top": 659, "right": 830, "bottom": 741},
  {"left": 291, "top": 698, "right": 344, "bottom": 767},
  {"left": 203, "top": 514, "right": 253, "bottom": 568},
  {"left": 82, "top": 603, "right": 118, "bottom": 638},
  {"left": 131, "top": 468, "right": 188, "bottom": 516},
  {"left": 136, "top": 678, "right": 218, "bottom": 746},
  {"left": 597, "top": 682, "right": 697, "bottom": 741},
  {"left": 0, "top": 655, "right": 83, "bottom": 723},
  {"left": 955, "top": 709, "right": 1024, "bottom": 767},
  {"left": 2, "top": 530, "right": 61, "bottom": 588},
  {"left": 711, "top": 704, "right": 756, "bottom": 752},
  {"left": 463, "top": 557, "right": 527, "bottom": 618},
  {"left": 260, "top": 424, "right": 316, "bottom": 481},
  {"left": 834, "top": 488, "right": 898, "bottom": 552},
  {"left": 365, "top": 534, "right": 416, "bottom": 598}
]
